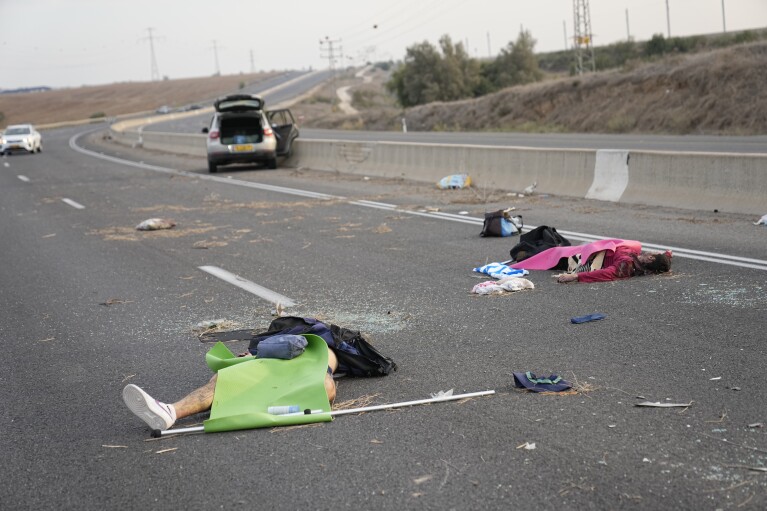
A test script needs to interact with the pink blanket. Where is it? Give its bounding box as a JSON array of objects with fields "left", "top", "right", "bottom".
[{"left": 509, "top": 239, "right": 642, "bottom": 270}]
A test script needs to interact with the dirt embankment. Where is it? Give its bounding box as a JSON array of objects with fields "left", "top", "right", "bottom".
[{"left": 300, "top": 42, "right": 767, "bottom": 136}]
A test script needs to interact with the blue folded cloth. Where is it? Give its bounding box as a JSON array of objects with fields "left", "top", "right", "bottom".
[
  {"left": 571, "top": 313, "right": 607, "bottom": 324},
  {"left": 256, "top": 334, "right": 308, "bottom": 360},
  {"left": 473, "top": 262, "right": 528, "bottom": 279}
]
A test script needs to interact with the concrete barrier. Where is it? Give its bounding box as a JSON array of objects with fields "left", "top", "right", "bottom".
[{"left": 107, "top": 125, "right": 767, "bottom": 216}]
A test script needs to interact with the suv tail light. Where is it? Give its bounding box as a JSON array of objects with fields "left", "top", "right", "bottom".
[
  {"left": 263, "top": 126, "right": 274, "bottom": 137},
  {"left": 208, "top": 130, "right": 220, "bottom": 140}
]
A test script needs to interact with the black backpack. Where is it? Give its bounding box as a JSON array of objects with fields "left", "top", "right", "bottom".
[
  {"left": 509, "top": 226, "right": 571, "bottom": 264},
  {"left": 200, "top": 316, "right": 396, "bottom": 377}
]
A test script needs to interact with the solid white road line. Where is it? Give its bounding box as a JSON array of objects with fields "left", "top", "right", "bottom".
[
  {"left": 61, "top": 198, "right": 85, "bottom": 209},
  {"left": 198, "top": 265, "right": 297, "bottom": 307},
  {"left": 17, "top": 175, "right": 30, "bottom": 182},
  {"left": 70, "top": 132, "right": 767, "bottom": 272}
]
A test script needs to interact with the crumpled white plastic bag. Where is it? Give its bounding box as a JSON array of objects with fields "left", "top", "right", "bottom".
[
  {"left": 136, "top": 218, "right": 176, "bottom": 231},
  {"left": 471, "top": 277, "right": 535, "bottom": 295}
]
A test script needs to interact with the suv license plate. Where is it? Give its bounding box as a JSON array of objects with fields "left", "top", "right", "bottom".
[{"left": 233, "top": 144, "right": 254, "bottom": 152}]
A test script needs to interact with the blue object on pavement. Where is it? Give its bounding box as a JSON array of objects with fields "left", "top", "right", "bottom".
[{"left": 571, "top": 313, "right": 607, "bottom": 324}]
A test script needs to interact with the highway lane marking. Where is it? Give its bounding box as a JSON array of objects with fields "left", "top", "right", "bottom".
[
  {"left": 70, "top": 132, "right": 767, "bottom": 272},
  {"left": 62, "top": 198, "right": 85, "bottom": 209},
  {"left": 17, "top": 175, "right": 30, "bottom": 182},
  {"left": 199, "top": 265, "right": 296, "bottom": 307}
]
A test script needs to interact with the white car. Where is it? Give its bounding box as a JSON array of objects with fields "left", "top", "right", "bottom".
[{"left": 1, "top": 124, "right": 43, "bottom": 154}]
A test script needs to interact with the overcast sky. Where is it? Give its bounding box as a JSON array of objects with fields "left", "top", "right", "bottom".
[{"left": 2, "top": 0, "right": 765, "bottom": 89}]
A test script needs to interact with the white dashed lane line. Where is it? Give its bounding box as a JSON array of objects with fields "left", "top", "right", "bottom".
[
  {"left": 61, "top": 198, "right": 85, "bottom": 209},
  {"left": 199, "top": 265, "right": 297, "bottom": 307},
  {"left": 17, "top": 175, "right": 30, "bottom": 182}
]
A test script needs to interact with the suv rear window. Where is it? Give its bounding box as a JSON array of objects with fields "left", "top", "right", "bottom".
[{"left": 215, "top": 95, "right": 264, "bottom": 112}]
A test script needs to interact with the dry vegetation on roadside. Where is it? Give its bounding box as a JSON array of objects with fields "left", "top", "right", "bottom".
[
  {"left": 0, "top": 72, "right": 281, "bottom": 126},
  {"left": 297, "top": 42, "right": 767, "bottom": 136},
  {"left": 2, "top": 42, "right": 765, "bottom": 136}
]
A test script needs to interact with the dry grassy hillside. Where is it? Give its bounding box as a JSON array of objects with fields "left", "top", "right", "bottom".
[
  {"left": 398, "top": 41, "right": 767, "bottom": 135},
  {"left": 299, "top": 42, "right": 767, "bottom": 136},
  {"left": 3, "top": 42, "right": 765, "bottom": 136},
  {"left": 0, "top": 72, "right": 281, "bottom": 127}
]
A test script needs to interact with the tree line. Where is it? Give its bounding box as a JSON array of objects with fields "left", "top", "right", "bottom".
[{"left": 386, "top": 31, "right": 542, "bottom": 108}]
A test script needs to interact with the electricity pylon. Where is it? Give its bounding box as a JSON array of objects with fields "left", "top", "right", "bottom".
[{"left": 573, "top": 0, "right": 596, "bottom": 74}]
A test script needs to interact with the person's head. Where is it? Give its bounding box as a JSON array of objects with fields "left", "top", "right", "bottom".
[{"left": 636, "top": 251, "right": 672, "bottom": 274}]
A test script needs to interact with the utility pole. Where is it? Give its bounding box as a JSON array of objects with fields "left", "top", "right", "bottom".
[
  {"left": 142, "top": 27, "right": 160, "bottom": 81},
  {"left": 319, "top": 36, "right": 341, "bottom": 107},
  {"left": 250, "top": 50, "right": 255, "bottom": 73},
  {"left": 572, "top": 0, "right": 595, "bottom": 74},
  {"left": 721, "top": 0, "right": 727, "bottom": 32},
  {"left": 487, "top": 32, "right": 491, "bottom": 58},
  {"left": 626, "top": 9, "right": 631, "bottom": 40},
  {"left": 665, "top": 0, "right": 671, "bottom": 37},
  {"left": 211, "top": 40, "right": 221, "bottom": 76},
  {"left": 319, "top": 36, "right": 341, "bottom": 76},
  {"left": 563, "top": 20, "right": 568, "bottom": 50}
]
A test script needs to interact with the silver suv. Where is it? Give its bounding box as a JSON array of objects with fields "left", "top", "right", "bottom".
[{"left": 202, "top": 94, "right": 299, "bottom": 173}]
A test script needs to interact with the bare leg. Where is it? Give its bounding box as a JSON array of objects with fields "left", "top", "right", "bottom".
[
  {"left": 325, "top": 348, "right": 339, "bottom": 404},
  {"left": 171, "top": 374, "right": 217, "bottom": 419}
]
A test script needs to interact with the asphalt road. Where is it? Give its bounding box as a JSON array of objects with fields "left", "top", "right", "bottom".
[{"left": 1, "top": 125, "right": 765, "bottom": 511}]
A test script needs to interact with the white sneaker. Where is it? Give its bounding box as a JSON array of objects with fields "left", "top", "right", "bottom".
[{"left": 122, "top": 384, "right": 176, "bottom": 431}]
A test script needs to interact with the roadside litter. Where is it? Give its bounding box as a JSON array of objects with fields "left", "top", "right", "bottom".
[
  {"left": 480, "top": 209, "right": 522, "bottom": 237},
  {"left": 136, "top": 218, "right": 176, "bottom": 231},
  {"left": 472, "top": 277, "right": 534, "bottom": 295},
  {"left": 754, "top": 214, "right": 767, "bottom": 226},
  {"left": 437, "top": 174, "right": 471, "bottom": 189},
  {"left": 571, "top": 313, "right": 607, "bottom": 324},
  {"left": 513, "top": 372, "right": 572, "bottom": 393},
  {"left": 473, "top": 262, "right": 528, "bottom": 279},
  {"left": 635, "top": 401, "right": 693, "bottom": 408}
]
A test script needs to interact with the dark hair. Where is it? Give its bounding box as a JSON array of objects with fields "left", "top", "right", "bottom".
[{"left": 644, "top": 253, "right": 671, "bottom": 274}]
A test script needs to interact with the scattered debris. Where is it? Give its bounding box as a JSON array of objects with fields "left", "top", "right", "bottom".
[
  {"left": 473, "top": 262, "right": 528, "bottom": 279},
  {"left": 102, "top": 445, "right": 128, "bottom": 448},
  {"left": 709, "top": 376, "right": 722, "bottom": 381},
  {"left": 155, "top": 447, "right": 178, "bottom": 454},
  {"left": 635, "top": 401, "right": 693, "bottom": 408},
  {"left": 480, "top": 208, "right": 522, "bottom": 237},
  {"left": 430, "top": 389, "right": 454, "bottom": 399},
  {"left": 42, "top": 233, "right": 56, "bottom": 238},
  {"left": 516, "top": 442, "right": 536, "bottom": 450},
  {"left": 458, "top": 211, "right": 469, "bottom": 215},
  {"left": 723, "top": 464, "right": 767, "bottom": 473},
  {"left": 471, "top": 277, "right": 534, "bottom": 295},
  {"left": 522, "top": 181, "right": 538, "bottom": 195},
  {"left": 100, "top": 298, "right": 132, "bottom": 307},
  {"left": 571, "top": 313, "right": 607, "bottom": 324},
  {"left": 136, "top": 218, "right": 176, "bottom": 231},
  {"left": 193, "top": 319, "right": 239, "bottom": 334},
  {"left": 413, "top": 475, "right": 433, "bottom": 485},
  {"left": 370, "top": 439, "right": 384, "bottom": 444},
  {"left": 437, "top": 174, "right": 471, "bottom": 189},
  {"left": 36, "top": 337, "right": 55, "bottom": 343},
  {"left": 271, "top": 302, "right": 286, "bottom": 317},
  {"left": 753, "top": 214, "right": 767, "bottom": 226},
  {"left": 513, "top": 372, "right": 573, "bottom": 393},
  {"left": 748, "top": 422, "right": 764, "bottom": 428}
]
